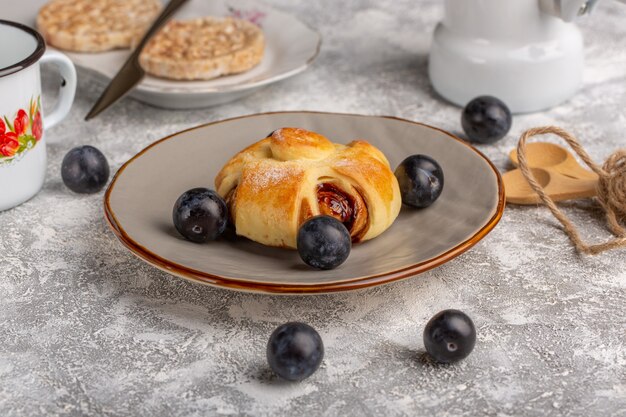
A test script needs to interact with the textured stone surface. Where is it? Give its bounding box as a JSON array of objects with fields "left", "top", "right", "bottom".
[{"left": 1, "top": 1, "right": 626, "bottom": 416}]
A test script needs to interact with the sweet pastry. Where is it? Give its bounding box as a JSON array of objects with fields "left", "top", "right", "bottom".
[
  {"left": 37, "top": 0, "right": 162, "bottom": 52},
  {"left": 139, "top": 17, "right": 265, "bottom": 81},
  {"left": 215, "top": 128, "right": 402, "bottom": 249}
]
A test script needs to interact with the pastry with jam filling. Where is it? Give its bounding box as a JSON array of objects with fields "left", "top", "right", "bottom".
[{"left": 215, "top": 127, "right": 401, "bottom": 248}]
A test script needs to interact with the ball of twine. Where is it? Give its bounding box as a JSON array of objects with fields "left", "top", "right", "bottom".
[
  {"left": 598, "top": 149, "right": 626, "bottom": 224},
  {"left": 517, "top": 126, "right": 626, "bottom": 255}
]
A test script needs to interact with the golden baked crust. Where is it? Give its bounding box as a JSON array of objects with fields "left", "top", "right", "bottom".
[
  {"left": 37, "top": 0, "right": 162, "bottom": 52},
  {"left": 139, "top": 17, "right": 265, "bottom": 81},
  {"left": 215, "top": 128, "right": 402, "bottom": 249}
]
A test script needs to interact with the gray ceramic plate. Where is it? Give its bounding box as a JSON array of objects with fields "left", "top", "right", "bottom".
[
  {"left": 105, "top": 112, "right": 504, "bottom": 294},
  {"left": 67, "top": 0, "right": 320, "bottom": 109}
]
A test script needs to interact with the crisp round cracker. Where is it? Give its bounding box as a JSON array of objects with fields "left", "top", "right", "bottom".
[
  {"left": 139, "top": 17, "right": 265, "bottom": 81},
  {"left": 37, "top": 0, "right": 162, "bottom": 52}
]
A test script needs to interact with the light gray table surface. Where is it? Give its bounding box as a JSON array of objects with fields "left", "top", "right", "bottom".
[{"left": 1, "top": 1, "right": 625, "bottom": 416}]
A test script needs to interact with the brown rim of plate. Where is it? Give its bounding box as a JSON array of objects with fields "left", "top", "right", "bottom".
[{"left": 103, "top": 111, "right": 506, "bottom": 294}]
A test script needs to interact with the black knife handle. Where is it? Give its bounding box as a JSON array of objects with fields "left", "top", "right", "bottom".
[{"left": 135, "top": 0, "right": 190, "bottom": 53}]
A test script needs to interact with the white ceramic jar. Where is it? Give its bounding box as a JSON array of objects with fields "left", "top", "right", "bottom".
[
  {"left": 429, "top": 0, "right": 591, "bottom": 113},
  {"left": 0, "top": 20, "right": 76, "bottom": 211}
]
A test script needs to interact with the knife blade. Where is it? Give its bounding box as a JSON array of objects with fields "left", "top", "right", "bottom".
[{"left": 85, "top": 0, "right": 190, "bottom": 120}]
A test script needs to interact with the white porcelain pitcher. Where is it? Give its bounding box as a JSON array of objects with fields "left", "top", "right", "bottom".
[{"left": 429, "top": 0, "right": 618, "bottom": 113}]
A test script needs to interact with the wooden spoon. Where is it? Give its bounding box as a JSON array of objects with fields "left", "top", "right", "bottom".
[
  {"left": 509, "top": 142, "right": 598, "bottom": 180},
  {"left": 503, "top": 167, "right": 598, "bottom": 205}
]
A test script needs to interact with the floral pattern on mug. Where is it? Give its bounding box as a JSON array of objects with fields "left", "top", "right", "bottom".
[{"left": 0, "top": 96, "right": 42, "bottom": 163}]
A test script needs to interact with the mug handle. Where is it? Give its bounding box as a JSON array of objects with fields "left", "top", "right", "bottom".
[{"left": 40, "top": 50, "right": 77, "bottom": 129}]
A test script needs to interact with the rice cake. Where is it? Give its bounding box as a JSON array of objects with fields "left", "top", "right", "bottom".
[
  {"left": 37, "top": 0, "right": 162, "bottom": 52},
  {"left": 139, "top": 17, "right": 265, "bottom": 81}
]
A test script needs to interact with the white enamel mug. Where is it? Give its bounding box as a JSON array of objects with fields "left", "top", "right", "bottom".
[{"left": 0, "top": 20, "right": 76, "bottom": 211}]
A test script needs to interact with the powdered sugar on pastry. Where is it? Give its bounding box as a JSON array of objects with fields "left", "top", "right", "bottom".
[
  {"left": 244, "top": 163, "right": 301, "bottom": 190},
  {"left": 37, "top": 0, "right": 162, "bottom": 52},
  {"left": 139, "top": 17, "right": 265, "bottom": 81}
]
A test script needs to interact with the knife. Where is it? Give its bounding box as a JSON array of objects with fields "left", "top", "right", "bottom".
[{"left": 85, "top": 0, "right": 189, "bottom": 120}]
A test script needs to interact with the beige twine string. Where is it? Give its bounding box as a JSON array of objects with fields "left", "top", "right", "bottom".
[{"left": 517, "top": 126, "right": 626, "bottom": 255}]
